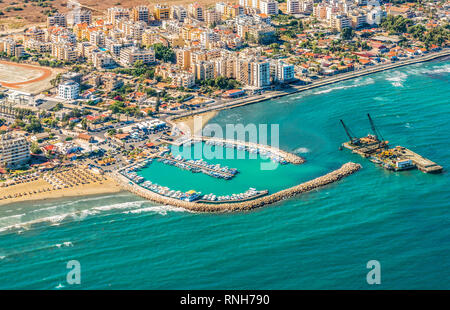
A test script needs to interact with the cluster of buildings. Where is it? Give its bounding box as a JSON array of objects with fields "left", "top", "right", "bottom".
[{"left": 311, "top": 0, "right": 386, "bottom": 31}]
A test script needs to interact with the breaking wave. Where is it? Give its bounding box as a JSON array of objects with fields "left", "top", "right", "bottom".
[
  {"left": 123, "top": 205, "right": 189, "bottom": 215},
  {"left": 386, "top": 71, "right": 407, "bottom": 87},
  {"left": 294, "top": 147, "right": 311, "bottom": 154},
  {"left": 313, "top": 77, "right": 375, "bottom": 94},
  {"left": 0, "top": 199, "right": 185, "bottom": 234}
]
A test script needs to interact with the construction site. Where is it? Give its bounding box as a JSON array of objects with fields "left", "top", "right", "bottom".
[{"left": 340, "top": 114, "right": 443, "bottom": 174}]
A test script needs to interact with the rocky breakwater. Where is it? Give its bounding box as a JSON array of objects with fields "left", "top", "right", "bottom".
[
  {"left": 197, "top": 136, "right": 306, "bottom": 165},
  {"left": 116, "top": 162, "right": 361, "bottom": 213}
]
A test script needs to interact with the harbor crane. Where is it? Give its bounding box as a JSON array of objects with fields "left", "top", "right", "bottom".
[
  {"left": 340, "top": 119, "right": 360, "bottom": 146},
  {"left": 367, "top": 113, "right": 384, "bottom": 142}
]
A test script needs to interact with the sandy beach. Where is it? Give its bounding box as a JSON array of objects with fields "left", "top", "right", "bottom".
[
  {"left": 0, "top": 169, "right": 122, "bottom": 207},
  {"left": 173, "top": 110, "right": 218, "bottom": 136}
]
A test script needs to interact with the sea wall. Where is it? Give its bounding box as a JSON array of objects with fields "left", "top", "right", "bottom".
[
  {"left": 114, "top": 162, "right": 361, "bottom": 213},
  {"left": 197, "top": 136, "right": 305, "bottom": 165}
]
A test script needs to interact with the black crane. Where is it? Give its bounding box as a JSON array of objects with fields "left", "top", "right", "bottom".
[
  {"left": 367, "top": 113, "right": 384, "bottom": 142},
  {"left": 340, "top": 119, "right": 360, "bottom": 145}
]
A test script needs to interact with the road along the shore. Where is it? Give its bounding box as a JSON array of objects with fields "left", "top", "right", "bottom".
[
  {"left": 114, "top": 162, "right": 361, "bottom": 213},
  {"left": 168, "top": 49, "right": 450, "bottom": 122}
]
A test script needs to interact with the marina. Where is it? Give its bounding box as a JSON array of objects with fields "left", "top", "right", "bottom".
[
  {"left": 115, "top": 162, "right": 361, "bottom": 212},
  {"left": 119, "top": 161, "right": 267, "bottom": 204},
  {"left": 341, "top": 114, "right": 443, "bottom": 173},
  {"left": 156, "top": 154, "right": 238, "bottom": 180}
]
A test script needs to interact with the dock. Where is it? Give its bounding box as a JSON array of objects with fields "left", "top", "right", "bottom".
[
  {"left": 340, "top": 115, "right": 443, "bottom": 174},
  {"left": 393, "top": 146, "right": 443, "bottom": 174}
]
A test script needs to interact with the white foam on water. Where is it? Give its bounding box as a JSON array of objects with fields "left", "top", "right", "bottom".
[
  {"left": 123, "top": 205, "right": 189, "bottom": 216},
  {"left": 386, "top": 72, "right": 407, "bottom": 87},
  {"left": 313, "top": 77, "right": 374, "bottom": 94},
  {"left": 294, "top": 147, "right": 311, "bottom": 154},
  {"left": 0, "top": 201, "right": 144, "bottom": 234},
  {"left": 92, "top": 200, "right": 146, "bottom": 212},
  {"left": 55, "top": 283, "right": 65, "bottom": 289},
  {"left": 55, "top": 241, "right": 73, "bottom": 248},
  {"left": 0, "top": 255, "right": 5, "bottom": 260}
]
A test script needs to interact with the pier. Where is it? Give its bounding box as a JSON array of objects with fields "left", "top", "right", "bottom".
[
  {"left": 156, "top": 154, "right": 238, "bottom": 179},
  {"left": 114, "top": 162, "right": 361, "bottom": 213},
  {"left": 170, "top": 136, "right": 305, "bottom": 165},
  {"left": 393, "top": 146, "right": 443, "bottom": 174},
  {"left": 341, "top": 115, "right": 443, "bottom": 174}
]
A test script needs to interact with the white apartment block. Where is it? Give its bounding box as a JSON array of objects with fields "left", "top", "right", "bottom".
[
  {"left": 173, "top": 72, "right": 195, "bottom": 88},
  {"left": 47, "top": 13, "right": 67, "bottom": 28},
  {"left": 107, "top": 7, "right": 130, "bottom": 25},
  {"left": 172, "top": 6, "right": 188, "bottom": 22},
  {"left": 58, "top": 81, "right": 80, "bottom": 100},
  {"left": 252, "top": 61, "right": 270, "bottom": 88},
  {"left": 0, "top": 133, "right": 31, "bottom": 168},
  {"left": 259, "top": 0, "right": 278, "bottom": 15},
  {"left": 271, "top": 61, "right": 295, "bottom": 83},
  {"left": 287, "top": 0, "right": 300, "bottom": 14},
  {"left": 72, "top": 9, "right": 92, "bottom": 25},
  {"left": 119, "top": 47, "right": 155, "bottom": 66}
]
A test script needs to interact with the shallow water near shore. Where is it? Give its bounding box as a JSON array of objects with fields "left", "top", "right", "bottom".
[{"left": 0, "top": 59, "right": 449, "bottom": 289}]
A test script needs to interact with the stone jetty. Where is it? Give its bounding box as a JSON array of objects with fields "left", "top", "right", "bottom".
[
  {"left": 174, "top": 136, "right": 305, "bottom": 165},
  {"left": 114, "top": 162, "right": 361, "bottom": 213}
]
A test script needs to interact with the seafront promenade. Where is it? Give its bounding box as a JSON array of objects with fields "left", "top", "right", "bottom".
[
  {"left": 168, "top": 49, "right": 450, "bottom": 122},
  {"left": 114, "top": 162, "right": 361, "bottom": 212}
]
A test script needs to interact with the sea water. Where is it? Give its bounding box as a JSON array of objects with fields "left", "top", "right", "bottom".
[{"left": 0, "top": 58, "right": 449, "bottom": 289}]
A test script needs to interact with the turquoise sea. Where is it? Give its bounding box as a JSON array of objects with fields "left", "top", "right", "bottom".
[{"left": 0, "top": 59, "right": 449, "bottom": 289}]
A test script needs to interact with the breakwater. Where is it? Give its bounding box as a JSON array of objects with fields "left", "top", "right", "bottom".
[
  {"left": 114, "top": 162, "right": 361, "bottom": 213},
  {"left": 172, "top": 136, "right": 305, "bottom": 165}
]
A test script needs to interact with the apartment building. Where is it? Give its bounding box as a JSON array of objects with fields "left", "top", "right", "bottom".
[
  {"left": 154, "top": 4, "right": 171, "bottom": 20},
  {"left": 173, "top": 72, "right": 195, "bottom": 88},
  {"left": 0, "top": 133, "right": 30, "bottom": 168},
  {"left": 259, "top": 0, "right": 278, "bottom": 15},
  {"left": 271, "top": 60, "right": 295, "bottom": 83},
  {"left": 176, "top": 48, "right": 192, "bottom": 70},
  {"left": 107, "top": 7, "right": 130, "bottom": 25},
  {"left": 350, "top": 12, "right": 367, "bottom": 29},
  {"left": 0, "top": 39, "right": 24, "bottom": 57},
  {"left": 119, "top": 47, "right": 155, "bottom": 66},
  {"left": 72, "top": 9, "right": 92, "bottom": 25},
  {"left": 172, "top": 6, "right": 188, "bottom": 22},
  {"left": 188, "top": 3, "right": 205, "bottom": 21},
  {"left": 132, "top": 6, "right": 149, "bottom": 24},
  {"left": 287, "top": 0, "right": 300, "bottom": 14},
  {"left": 330, "top": 14, "right": 351, "bottom": 31},
  {"left": 252, "top": 60, "right": 270, "bottom": 88},
  {"left": 47, "top": 13, "right": 67, "bottom": 28},
  {"left": 51, "top": 43, "right": 77, "bottom": 62},
  {"left": 192, "top": 60, "right": 215, "bottom": 80},
  {"left": 58, "top": 81, "right": 80, "bottom": 100}
]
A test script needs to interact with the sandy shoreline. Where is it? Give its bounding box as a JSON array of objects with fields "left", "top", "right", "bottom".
[
  {"left": 0, "top": 170, "right": 122, "bottom": 207},
  {"left": 173, "top": 110, "right": 218, "bottom": 135}
]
